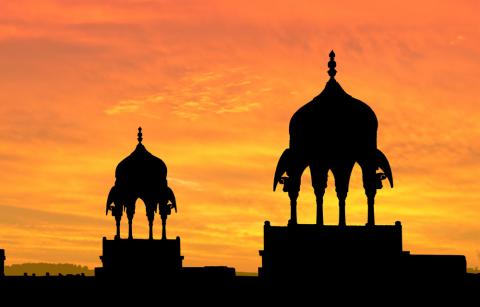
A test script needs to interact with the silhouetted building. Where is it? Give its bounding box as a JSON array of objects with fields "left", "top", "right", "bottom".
[
  {"left": 0, "top": 52, "right": 475, "bottom": 303},
  {"left": 98, "top": 128, "right": 181, "bottom": 277},
  {"left": 106, "top": 127, "right": 177, "bottom": 240},
  {"left": 264, "top": 51, "right": 466, "bottom": 288}
]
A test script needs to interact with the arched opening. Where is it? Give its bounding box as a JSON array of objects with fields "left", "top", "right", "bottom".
[
  {"left": 345, "top": 163, "right": 368, "bottom": 225},
  {"left": 121, "top": 198, "right": 151, "bottom": 239},
  {"left": 295, "top": 163, "right": 370, "bottom": 226}
]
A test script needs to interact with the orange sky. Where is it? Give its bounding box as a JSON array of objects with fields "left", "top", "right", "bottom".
[{"left": 0, "top": 1, "right": 479, "bottom": 272}]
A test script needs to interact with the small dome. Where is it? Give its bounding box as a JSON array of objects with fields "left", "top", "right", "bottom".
[{"left": 115, "top": 127, "right": 167, "bottom": 189}]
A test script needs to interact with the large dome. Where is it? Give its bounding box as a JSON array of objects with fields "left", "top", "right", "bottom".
[{"left": 289, "top": 51, "right": 378, "bottom": 155}]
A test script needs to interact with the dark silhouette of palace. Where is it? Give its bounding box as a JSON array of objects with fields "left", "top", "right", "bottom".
[
  {"left": 0, "top": 52, "right": 478, "bottom": 304},
  {"left": 262, "top": 51, "right": 465, "bottom": 287}
]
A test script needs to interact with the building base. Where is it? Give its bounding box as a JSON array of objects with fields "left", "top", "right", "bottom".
[
  {"left": 97, "top": 236, "right": 183, "bottom": 277},
  {"left": 259, "top": 221, "right": 466, "bottom": 284}
]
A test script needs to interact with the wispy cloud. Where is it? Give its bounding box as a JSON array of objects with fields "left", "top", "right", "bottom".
[
  {"left": 105, "top": 94, "right": 164, "bottom": 115},
  {"left": 169, "top": 177, "right": 203, "bottom": 191},
  {"left": 217, "top": 102, "right": 259, "bottom": 114},
  {"left": 105, "top": 68, "right": 264, "bottom": 119}
]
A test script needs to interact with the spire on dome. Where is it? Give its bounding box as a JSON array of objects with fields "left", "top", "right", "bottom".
[
  {"left": 328, "top": 50, "right": 337, "bottom": 79},
  {"left": 137, "top": 127, "right": 143, "bottom": 143}
]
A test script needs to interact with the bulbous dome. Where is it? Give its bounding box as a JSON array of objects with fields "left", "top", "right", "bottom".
[
  {"left": 114, "top": 127, "right": 167, "bottom": 190},
  {"left": 289, "top": 51, "right": 378, "bottom": 154}
]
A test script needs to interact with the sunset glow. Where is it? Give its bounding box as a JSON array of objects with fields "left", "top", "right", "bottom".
[{"left": 0, "top": 1, "right": 479, "bottom": 272}]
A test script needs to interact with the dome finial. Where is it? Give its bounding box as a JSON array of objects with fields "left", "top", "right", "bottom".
[
  {"left": 328, "top": 50, "right": 337, "bottom": 78},
  {"left": 137, "top": 127, "right": 143, "bottom": 143}
]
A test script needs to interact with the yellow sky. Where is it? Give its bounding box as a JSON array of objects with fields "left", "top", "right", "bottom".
[{"left": 0, "top": 1, "right": 479, "bottom": 272}]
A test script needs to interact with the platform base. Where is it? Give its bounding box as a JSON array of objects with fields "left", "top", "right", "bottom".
[
  {"left": 259, "top": 221, "right": 466, "bottom": 284},
  {"left": 97, "top": 237, "right": 183, "bottom": 277}
]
